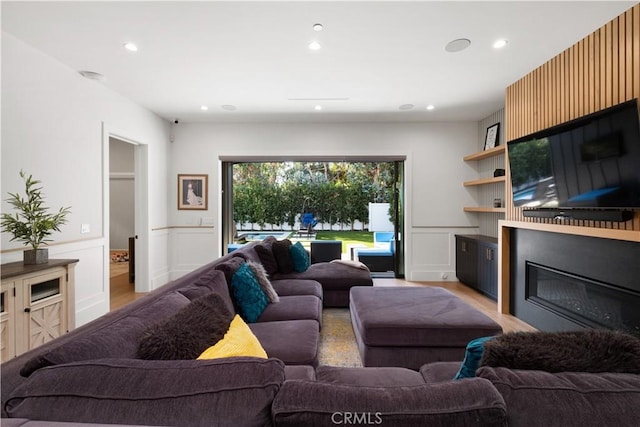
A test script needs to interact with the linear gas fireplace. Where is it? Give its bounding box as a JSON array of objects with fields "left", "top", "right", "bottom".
[
  {"left": 526, "top": 263, "right": 640, "bottom": 337},
  {"left": 509, "top": 228, "right": 640, "bottom": 337}
]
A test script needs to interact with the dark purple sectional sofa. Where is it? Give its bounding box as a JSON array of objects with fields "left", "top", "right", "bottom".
[{"left": 2, "top": 240, "right": 640, "bottom": 426}]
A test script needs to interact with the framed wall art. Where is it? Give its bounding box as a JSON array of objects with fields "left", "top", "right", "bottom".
[
  {"left": 178, "top": 174, "right": 208, "bottom": 210},
  {"left": 484, "top": 123, "right": 500, "bottom": 150}
]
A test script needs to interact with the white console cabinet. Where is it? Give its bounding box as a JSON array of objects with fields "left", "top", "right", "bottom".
[{"left": 1, "top": 259, "right": 78, "bottom": 362}]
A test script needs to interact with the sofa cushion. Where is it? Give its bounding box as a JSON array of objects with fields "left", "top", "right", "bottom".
[
  {"left": 198, "top": 315, "right": 267, "bottom": 360},
  {"left": 19, "top": 291, "right": 191, "bottom": 377},
  {"left": 480, "top": 330, "right": 640, "bottom": 374},
  {"left": 270, "top": 279, "right": 323, "bottom": 300},
  {"left": 285, "top": 365, "right": 316, "bottom": 381},
  {"left": 272, "top": 239, "right": 294, "bottom": 274},
  {"left": 272, "top": 378, "right": 507, "bottom": 426},
  {"left": 6, "top": 358, "right": 285, "bottom": 427},
  {"left": 193, "top": 268, "right": 236, "bottom": 315},
  {"left": 246, "top": 260, "right": 279, "bottom": 303},
  {"left": 231, "top": 242, "right": 262, "bottom": 265},
  {"left": 231, "top": 262, "right": 269, "bottom": 323},
  {"left": 316, "top": 366, "right": 426, "bottom": 387},
  {"left": 250, "top": 320, "right": 320, "bottom": 366},
  {"left": 273, "top": 262, "right": 373, "bottom": 291},
  {"left": 176, "top": 269, "right": 229, "bottom": 301},
  {"left": 420, "top": 361, "right": 464, "bottom": 384},
  {"left": 477, "top": 366, "right": 640, "bottom": 427},
  {"left": 214, "top": 256, "right": 245, "bottom": 284},
  {"left": 289, "top": 241, "right": 310, "bottom": 272},
  {"left": 257, "top": 295, "right": 322, "bottom": 324},
  {"left": 136, "top": 292, "right": 233, "bottom": 360}
]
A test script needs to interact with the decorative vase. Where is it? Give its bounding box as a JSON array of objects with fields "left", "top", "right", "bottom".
[{"left": 24, "top": 248, "right": 48, "bottom": 265}]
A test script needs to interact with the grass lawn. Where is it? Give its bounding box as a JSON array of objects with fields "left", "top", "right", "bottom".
[{"left": 315, "top": 231, "right": 374, "bottom": 252}]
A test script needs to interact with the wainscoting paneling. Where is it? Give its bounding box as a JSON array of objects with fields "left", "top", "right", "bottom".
[
  {"left": 168, "top": 227, "right": 217, "bottom": 281},
  {"left": 408, "top": 228, "right": 475, "bottom": 281},
  {"left": 150, "top": 228, "right": 170, "bottom": 289},
  {"left": 49, "top": 239, "right": 108, "bottom": 327},
  {"left": 505, "top": 4, "right": 640, "bottom": 231}
]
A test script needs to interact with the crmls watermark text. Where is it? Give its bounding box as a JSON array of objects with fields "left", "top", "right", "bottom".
[{"left": 331, "top": 412, "right": 383, "bottom": 425}]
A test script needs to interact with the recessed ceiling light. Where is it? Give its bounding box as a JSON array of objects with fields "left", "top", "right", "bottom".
[
  {"left": 123, "top": 42, "right": 138, "bottom": 52},
  {"left": 78, "top": 70, "right": 105, "bottom": 81},
  {"left": 445, "top": 38, "right": 471, "bottom": 53},
  {"left": 313, "top": 23, "right": 324, "bottom": 32},
  {"left": 399, "top": 104, "right": 414, "bottom": 110},
  {"left": 426, "top": 105, "right": 435, "bottom": 111},
  {"left": 493, "top": 39, "right": 508, "bottom": 49},
  {"left": 221, "top": 104, "right": 237, "bottom": 111},
  {"left": 200, "top": 105, "right": 208, "bottom": 111},
  {"left": 308, "top": 41, "right": 322, "bottom": 51},
  {"left": 314, "top": 105, "right": 322, "bottom": 111}
]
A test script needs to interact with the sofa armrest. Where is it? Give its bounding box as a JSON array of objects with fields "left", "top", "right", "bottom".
[
  {"left": 1, "top": 419, "right": 146, "bottom": 427},
  {"left": 6, "top": 358, "right": 284, "bottom": 427},
  {"left": 272, "top": 378, "right": 506, "bottom": 426}
]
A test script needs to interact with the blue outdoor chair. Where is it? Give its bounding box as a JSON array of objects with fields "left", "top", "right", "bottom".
[{"left": 300, "top": 212, "right": 318, "bottom": 237}]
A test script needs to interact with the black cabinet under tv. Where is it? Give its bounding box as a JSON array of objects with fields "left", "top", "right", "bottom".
[{"left": 455, "top": 235, "right": 498, "bottom": 301}]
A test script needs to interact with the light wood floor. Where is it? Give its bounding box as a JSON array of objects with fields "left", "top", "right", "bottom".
[
  {"left": 110, "top": 262, "right": 145, "bottom": 311},
  {"left": 110, "top": 270, "right": 536, "bottom": 333}
]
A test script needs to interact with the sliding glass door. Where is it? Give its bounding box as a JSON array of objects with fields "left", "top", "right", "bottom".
[{"left": 220, "top": 157, "right": 405, "bottom": 278}]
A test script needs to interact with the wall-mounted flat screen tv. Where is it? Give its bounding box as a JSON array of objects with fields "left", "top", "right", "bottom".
[{"left": 507, "top": 99, "right": 640, "bottom": 210}]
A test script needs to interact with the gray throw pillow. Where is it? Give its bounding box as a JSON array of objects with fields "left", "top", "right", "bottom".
[
  {"left": 246, "top": 260, "right": 279, "bottom": 303},
  {"left": 480, "top": 329, "right": 640, "bottom": 374}
]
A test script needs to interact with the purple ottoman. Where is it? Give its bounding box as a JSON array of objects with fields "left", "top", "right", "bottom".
[{"left": 349, "top": 286, "right": 502, "bottom": 369}]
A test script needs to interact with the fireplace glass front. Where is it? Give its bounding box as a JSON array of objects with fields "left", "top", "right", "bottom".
[{"left": 526, "top": 262, "right": 640, "bottom": 337}]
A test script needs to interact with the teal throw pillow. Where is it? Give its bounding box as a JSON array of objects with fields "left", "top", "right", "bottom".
[
  {"left": 230, "top": 263, "right": 269, "bottom": 323},
  {"left": 453, "top": 336, "right": 496, "bottom": 380},
  {"left": 289, "top": 241, "right": 310, "bottom": 272}
]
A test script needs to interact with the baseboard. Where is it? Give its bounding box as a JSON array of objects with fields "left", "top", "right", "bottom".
[{"left": 408, "top": 271, "right": 457, "bottom": 282}]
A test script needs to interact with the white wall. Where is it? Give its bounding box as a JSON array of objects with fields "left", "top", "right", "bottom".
[
  {"left": 1, "top": 33, "right": 172, "bottom": 325},
  {"left": 170, "top": 121, "right": 480, "bottom": 280},
  {"left": 1, "top": 30, "right": 485, "bottom": 324}
]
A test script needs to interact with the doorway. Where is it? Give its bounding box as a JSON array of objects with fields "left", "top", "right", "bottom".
[{"left": 108, "top": 137, "right": 138, "bottom": 310}]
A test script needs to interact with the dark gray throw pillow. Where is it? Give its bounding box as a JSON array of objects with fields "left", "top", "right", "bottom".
[
  {"left": 272, "top": 239, "right": 294, "bottom": 274},
  {"left": 255, "top": 242, "right": 278, "bottom": 275},
  {"left": 137, "top": 292, "right": 234, "bottom": 360},
  {"left": 480, "top": 329, "right": 640, "bottom": 374},
  {"left": 253, "top": 236, "right": 279, "bottom": 276}
]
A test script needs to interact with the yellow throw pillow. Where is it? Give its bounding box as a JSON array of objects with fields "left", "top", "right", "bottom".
[{"left": 197, "top": 315, "right": 268, "bottom": 360}]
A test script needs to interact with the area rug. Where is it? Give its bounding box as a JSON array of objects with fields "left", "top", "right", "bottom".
[
  {"left": 110, "top": 250, "right": 129, "bottom": 263},
  {"left": 318, "top": 308, "right": 363, "bottom": 367}
]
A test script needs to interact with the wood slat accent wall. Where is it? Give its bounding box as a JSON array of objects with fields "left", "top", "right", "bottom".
[{"left": 504, "top": 4, "right": 640, "bottom": 232}]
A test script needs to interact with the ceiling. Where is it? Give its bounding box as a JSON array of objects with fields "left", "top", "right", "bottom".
[{"left": 2, "top": 1, "right": 636, "bottom": 123}]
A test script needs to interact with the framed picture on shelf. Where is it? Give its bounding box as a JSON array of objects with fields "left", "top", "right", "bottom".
[
  {"left": 484, "top": 123, "right": 500, "bottom": 150},
  {"left": 178, "top": 174, "right": 208, "bottom": 210}
]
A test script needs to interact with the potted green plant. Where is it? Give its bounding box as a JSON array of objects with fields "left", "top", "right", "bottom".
[{"left": 1, "top": 171, "right": 71, "bottom": 264}]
